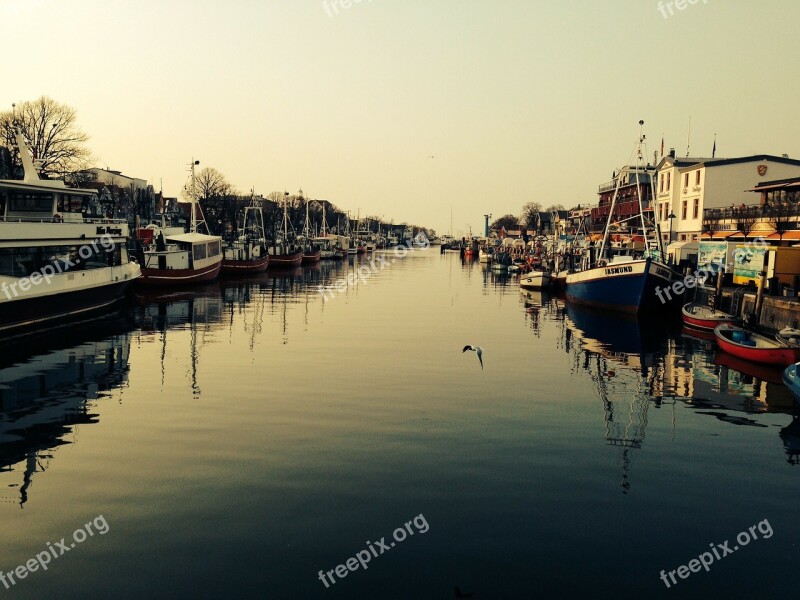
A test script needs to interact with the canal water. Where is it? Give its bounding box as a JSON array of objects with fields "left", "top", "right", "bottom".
[{"left": 1, "top": 248, "right": 797, "bottom": 599}]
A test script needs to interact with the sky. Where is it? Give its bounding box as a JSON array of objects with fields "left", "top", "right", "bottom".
[{"left": 2, "top": 0, "right": 799, "bottom": 235}]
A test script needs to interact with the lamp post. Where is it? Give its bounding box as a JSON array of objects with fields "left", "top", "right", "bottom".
[
  {"left": 484, "top": 214, "right": 492, "bottom": 238},
  {"left": 667, "top": 211, "right": 676, "bottom": 243}
]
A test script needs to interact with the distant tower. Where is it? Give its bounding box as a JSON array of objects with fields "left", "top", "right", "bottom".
[{"left": 484, "top": 214, "right": 492, "bottom": 237}]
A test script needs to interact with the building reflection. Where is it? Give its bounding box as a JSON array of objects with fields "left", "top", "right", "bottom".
[{"left": 0, "top": 315, "right": 134, "bottom": 508}]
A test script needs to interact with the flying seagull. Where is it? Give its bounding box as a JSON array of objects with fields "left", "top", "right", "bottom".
[{"left": 462, "top": 345, "right": 483, "bottom": 369}]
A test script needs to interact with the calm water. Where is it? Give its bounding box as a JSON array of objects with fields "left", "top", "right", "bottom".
[{"left": 1, "top": 248, "right": 798, "bottom": 599}]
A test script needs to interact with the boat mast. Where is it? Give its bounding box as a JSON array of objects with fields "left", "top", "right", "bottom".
[
  {"left": 282, "top": 191, "right": 290, "bottom": 242},
  {"left": 321, "top": 201, "right": 328, "bottom": 237},
  {"left": 634, "top": 120, "right": 650, "bottom": 253},
  {"left": 190, "top": 159, "right": 198, "bottom": 233}
]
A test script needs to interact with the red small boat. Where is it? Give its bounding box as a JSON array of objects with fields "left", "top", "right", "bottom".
[
  {"left": 714, "top": 324, "right": 800, "bottom": 366},
  {"left": 682, "top": 302, "right": 738, "bottom": 331},
  {"left": 268, "top": 248, "right": 303, "bottom": 268},
  {"left": 301, "top": 248, "right": 321, "bottom": 264},
  {"left": 221, "top": 254, "right": 269, "bottom": 274}
]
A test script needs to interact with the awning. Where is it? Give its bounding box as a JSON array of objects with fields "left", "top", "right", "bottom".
[
  {"left": 700, "top": 231, "right": 743, "bottom": 239},
  {"left": 766, "top": 230, "right": 800, "bottom": 240}
]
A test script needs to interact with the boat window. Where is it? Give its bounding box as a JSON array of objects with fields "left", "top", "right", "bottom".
[
  {"left": 194, "top": 243, "right": 207, "bottom": 261},
  {"left": 8, "top": 192, "right": 53, "bottom": 213},
  {"left": 207, "top": 241, "right": 220, "bottom": 257}
]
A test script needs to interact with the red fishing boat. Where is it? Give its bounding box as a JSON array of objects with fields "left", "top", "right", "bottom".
[
  {"left": 714, "top": 324, "right": 800, "bottom": 366},
  {"left": 301, "top": 248, "right": 321, "bottom": 264},
  {"left": 221, "top": 198, "right": 269, "bottom": 275},
  {"left": 681, "top": 302, "right": 738, "bottom": 331}
]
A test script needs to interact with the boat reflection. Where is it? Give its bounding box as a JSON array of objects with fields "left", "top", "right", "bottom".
[
  {"left": 562, "top": 303, "right": 799, "bottom": 491},
  {"left": 564, "top": 305, "right": 667, "bottom": 494},
  {"left": 0, "top": 316, "right": 134, "bottom": 508}
]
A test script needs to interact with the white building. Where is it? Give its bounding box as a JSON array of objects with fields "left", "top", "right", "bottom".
[
  {"left": 85, "top": 168, "right": 148, "bottom": 192},
  {"left": 654, "top": 152, "right": 800, "bottom": 242}
]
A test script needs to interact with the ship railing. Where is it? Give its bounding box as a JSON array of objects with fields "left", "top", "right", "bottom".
[{"left": 0, "top": 215, "right": 128, "bottom": 225}]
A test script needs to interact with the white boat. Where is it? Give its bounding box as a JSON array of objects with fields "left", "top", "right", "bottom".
[
  {"left": 137, "top": 159, "right": 223, "bottom": 285},
  {"left": 520, "top": 271, "right": 551, "bottom": 290},
  {"left": 479, "top": 248, "right": 493, "bottom": 263},
  {"left": 0, "top": 128, "right": 141, "bottom": 334}
]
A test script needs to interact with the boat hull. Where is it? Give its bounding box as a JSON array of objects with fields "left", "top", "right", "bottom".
[
  {"left": 301, "top": 250, "right": 321, "bottom": 264},
  {"left": 0, "top": 277, "right": 136, "bottom": 335},
  {"left": 783, "top": 363, "right": 800, "bottom": 405},
  {"left": 520, "top": 271, "right": 551, "bottom": 290},
  {"left": 565, "top": 258, "right": 677, "bottom": 314},
  {"left": 681, "top": 303, "right": 737, "bottom": 330},
  {"left": 138, "top": 260, "right": 221, "bottom": 286},
  {"left": 268, "top": 251, "right": 304, "bottom": 268},
  {"left": 221, "top": 255, "right": 270, "bottom": 274},
  {"left": 714, "top": 324, "right": 800, "bottom": 366}
]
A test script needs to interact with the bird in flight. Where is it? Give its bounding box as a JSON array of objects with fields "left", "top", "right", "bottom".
[{"left": 462, "top": 345, "right": 483, "bottom": 369}]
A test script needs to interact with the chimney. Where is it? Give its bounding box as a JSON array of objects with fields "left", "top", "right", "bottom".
[{"left": 668, "top": 148, "right": 676, "bottom": 159}]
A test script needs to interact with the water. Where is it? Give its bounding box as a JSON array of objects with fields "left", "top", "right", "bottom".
[{"left": 1, "top": 249, "right": 797, "bottom": 599}]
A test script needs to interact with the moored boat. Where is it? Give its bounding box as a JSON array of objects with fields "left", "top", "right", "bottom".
[
  {"left": 520, "top": 270, "right": 551, "bottom": 290},
  {"left": 565, "top": 122, "right": 679, "bottom": 314},
  {"left": 681, "top": 302, "right": 738, "bottom": 331},
  {"left": 221, "top": 195, "right": 269, "bottom": 275},
  {"left": 0, "top": 128, "right": 141, "bottom": 334},
  {"left": 714, "top": 324, "right": 800, "bottom": 366},
  {"left": 783, "top": 362, "right": 800, "bottom": 405},
  {"left": 137, "top": 159, "right": 222, "bottom": 286}
]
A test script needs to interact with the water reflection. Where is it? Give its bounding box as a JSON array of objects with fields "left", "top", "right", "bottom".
[
  {"left": 553, "top": 299, "right": 799, "bottom": 494},
  {"left": 0, "top": 316, "right": 134, "bottom": 508}
]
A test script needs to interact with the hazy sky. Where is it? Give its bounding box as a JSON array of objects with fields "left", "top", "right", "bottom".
[{"left": 3, "top": 0, "right": 798, "bottom": 235}]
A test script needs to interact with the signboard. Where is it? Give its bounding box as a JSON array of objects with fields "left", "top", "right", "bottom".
[
  {"left": 733, "top": 245, "right": 766, "bottom": 285},
  {"left": 698, "top": 241, "right": 728, "bottom": 273}
]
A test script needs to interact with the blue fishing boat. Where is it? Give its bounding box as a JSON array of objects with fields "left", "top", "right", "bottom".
[
  {"left": 783, "top": 362, "right": 800, "bottom": 406},
  {"left": 565, "top": 121, "right": 680, "bottom": 314}
]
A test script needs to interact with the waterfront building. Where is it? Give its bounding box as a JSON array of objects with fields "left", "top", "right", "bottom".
[
  {"left": 591, "top": 165, "right": 656, "bottom": 234},
  {"left": 654, "top": 152, "right": 800, "bottom": 243}
]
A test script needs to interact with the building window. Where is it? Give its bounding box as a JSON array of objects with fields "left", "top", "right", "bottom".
[
  {"left": 660, "top": 176, "right": 664, "bottom": 193},
  {"left": 684, "top": 173, "right": 689, "bottom": 188},
  {"left": 682, "top": 200, "right": 687, "bottom": 219},
  {"left": 667, "top": 173, "right": 671, "bottom": 190},
  {"left": 695, "top": 170, "right": 701, "bottom": 185},
  {"left": 693, "top": 198, "right": 699, "bottom": 219},
  {"left": 680, "top": 234, "right": 687, "bottom": 241}
]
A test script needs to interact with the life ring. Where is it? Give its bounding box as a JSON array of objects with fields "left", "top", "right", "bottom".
[
  {"left": 53, "top": 213, "right": 63, "bottom": 223},
  {"left": 597, "top": 259, "right": 608, "bottom": 267}
]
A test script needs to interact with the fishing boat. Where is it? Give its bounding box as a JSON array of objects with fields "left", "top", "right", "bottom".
[
  {"left": 681, "top": 302, "right": 738, "bottom": 331},
  {"left": 551, "top": 270, "right": 568, "bottom": 291},
  {"left": 299, "top": 193, "right": 321, "bottom": 264},
  {"left": 520, "top": 270, "right": 551, "bottom": 290},
  {"left": 565, "top": 121, "right": 679, "bottom": 314},
  {"left": 137, "top": 160, "right": 222, "bottom": 286},
  {"left": 221, "top": 192, "right": 269, "bottom": 274},
  {"left": 268, "top": 192, "right": 304, "bottom": 268},
  {"left": 0, "top": 128, "right": 140, "bottom": 334},
  {"left": 714, "top": 323, "right": 800, "bottom": 366},
  {"left": 783, "top": 362, "right": 800, "bottom": 405}
]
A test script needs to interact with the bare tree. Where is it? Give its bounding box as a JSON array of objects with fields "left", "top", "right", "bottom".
[
  {"left": 736, "top": 206, "right": 760, "bottom": 242},
  {"left": 520, "top": 202, "right": 542, "bottom": 229},
  {"left": 702, "top": 209, "right": 723, "bottom": 239},
  {"left": 491, "top": 214, "right": 519, "bottom": 231},
  {"left": 767, "top": 201, "right": 797, "bottom": 244},
  {"left": 0, "top": 96, "right": 92, "bottom": 178}
]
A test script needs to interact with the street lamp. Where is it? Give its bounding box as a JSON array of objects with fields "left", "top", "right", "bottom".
[{"left": 668, "top": 210, "right": 676, "bottom": 246}]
